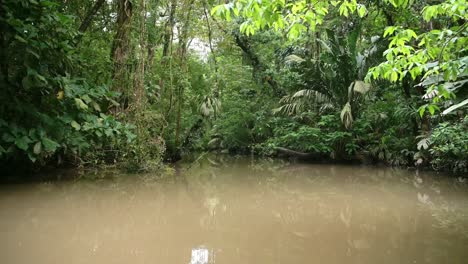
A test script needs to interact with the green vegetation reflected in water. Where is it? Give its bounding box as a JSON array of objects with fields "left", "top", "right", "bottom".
[{"left": 1, "top": 155, "right": 468, "bottom": 264}]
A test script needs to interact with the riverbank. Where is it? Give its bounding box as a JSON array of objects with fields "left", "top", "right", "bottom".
[{"left": 2, "top": 152, "right": 465, "bottom": 184}]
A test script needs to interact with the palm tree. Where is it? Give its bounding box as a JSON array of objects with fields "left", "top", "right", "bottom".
[{"left": 274, "top": 26, "right": 378, "bottom": 128}]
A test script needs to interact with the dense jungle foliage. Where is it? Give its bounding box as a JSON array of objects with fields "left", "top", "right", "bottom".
[{"left": 0, "top": 0, "right": 466, "bottom": 173}]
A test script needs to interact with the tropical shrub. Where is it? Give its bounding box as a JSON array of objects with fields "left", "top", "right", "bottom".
[
  {"left": 0, "top": 0, "right": 136, "bottom": 169},
  {"left": 426, "top": 117, "right": 468, "bottom": 172}
]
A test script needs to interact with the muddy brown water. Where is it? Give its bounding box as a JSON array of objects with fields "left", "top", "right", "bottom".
[{"left": 1, "top": 156, "right": 468, "bottom": 264}]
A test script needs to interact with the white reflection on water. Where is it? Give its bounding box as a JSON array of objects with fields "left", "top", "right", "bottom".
[{"left": 190, "top": 247, "right": 210, "bottom": 264}]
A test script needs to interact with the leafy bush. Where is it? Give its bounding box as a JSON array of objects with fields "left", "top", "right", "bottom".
[
  {"left": 427, "top": 117, "right": 468, "bottom": 172},
  {"left": 258, "top": 114, "right": 355, "bottom": 159},
  {"left": 0, "top": 78, "right": 136, "bottom": 166},
  {"left": 208, "top": 90, "right": 258, "bottom": 152},
  {"left": 352, "top": 88, "right": 418, "bottom": 166},
  {"left": 0, "top": 0, "right": 137, "bottom": 169}
]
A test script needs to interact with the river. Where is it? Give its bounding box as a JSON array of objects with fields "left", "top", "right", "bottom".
[{"left": 1, "top": 155, "right": 468, "bottom": 263}]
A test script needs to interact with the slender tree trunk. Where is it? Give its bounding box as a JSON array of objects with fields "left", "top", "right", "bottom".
[
  {"left": 174, "top": 0, "right": 194, "bottom": 155},
  {"left": 162, "top": 0, "right": 176, "bottom": 59},
  {"left": 111, "top": 0, "right": 133, "bottom": 110},
  {"left": 146, "top": 0, "right": 161, "bottom": 70},
  {"left": 203, "top": 1, "right": 219, "bottom": 99},
  {"left": 159, "top": 0, "right": 176, "bottom": 99}
]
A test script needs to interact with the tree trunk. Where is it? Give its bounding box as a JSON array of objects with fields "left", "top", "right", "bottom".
[
  {"left": 159, "top": 0, "right": 176, "bottom": 99},
  {"left": 203, "top": 1, "right": 219, "bottom": 98},
  {"left": 174, "top": 0, "right": 195, "bottom": 156},
  {"left": 212, "top": 18, "right": 282, "bottom": 96},
  {"left": 79, "top": 0, "right": 106, "bottom": 33},
  {"left": 133, "top": 0, "right": 147, "bottom": 112},
  {"left": 275, "top": 147, "right": 317, "bottom": 159},
  {"left": 162, "top": 0, "right": 176, "bottom": 59},
  {"left": 233, "top": 32, "right": 282, "bottom": 96},
  {"left": 111, "top": 0, "right": 133, "bottom": 109},
  {"left": 146, "top": 0, "right": 161, "bottom": 70}
]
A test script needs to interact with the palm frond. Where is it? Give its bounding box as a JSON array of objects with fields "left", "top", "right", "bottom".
[
  {"left": 292, "top": 89, "right": 332, "bottom": 104},
  {"left": 340, "top": 102, "right": 353, "bottom": 129},
  {"left": 353, "top": 80, "right": 371, "bottom": 94},
  {"left": 285, "top": 54, "right": 306, "bottom": 64},
  {"left": 200, "top": 95, "right": 221, "bottom": 117},
  {"left": 273, "top": 102, "right": 303, "bottom": 115},
  {"left": 274, "top": 89, "right": 334, "bottom": 116}
]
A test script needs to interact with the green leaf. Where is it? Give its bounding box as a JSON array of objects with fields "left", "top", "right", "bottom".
[
  {"left": 357, "top": 5, "right": 367, "bottom": 18},
  {"left": 26, "top": 48, "right": 40, "bottom": 59},
  {"left": 42, "top": 137, "right": 60, "bottom": 152},
  {"left": 14, "top": 35, "right": 27, "bottom": 43},
  {"left": 383, "top": 27, "right": 396, "bottom": 37},
  {"left": 15, "top": 136, "right": 31, "bottom": 151},
  {"left": 211, "top": 5, "right": 223, "bottom": 16},
  {"left": 81, "top": 94, "right": 92, "bottom": 104},
  {"left": 74, "top": 98, "right": 89, "bottom": 110},
  {"left": 92, "top": 102, "right": 102, "bottom": 112},
  {"left": 2, "top": 133, "right": 15, "bottom": 143},
  {"left": 407, "top": 29, "right": 418, "bottom": 39},
  {"left": 0, "top": 144, "right": 6, "bottom": 154},
  {"left": 108, "top": 99, "right": 120, "bottom": 107},
  {"left": 390, "top": 71, "right": 398, "bottom": 82},
  {"left": 104, "top": 129, "right": 113, "bottom": 137},
  {"left": 28, "top": 153, "right": 37, "bottom": 163},
  {"left": 71, "top": 120, "right": 81, "bottom": 130},
  {"left": 428, "top": 104, "right": 435, "bottom": 115},
  {"left": 419, "top": 105, "right": 426, "bottom": 117}
]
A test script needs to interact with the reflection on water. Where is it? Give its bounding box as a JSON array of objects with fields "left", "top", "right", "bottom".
[
  {"left": 190, "top": 247, "right": 213, "bottom": 264},
  {"left": 1, "top": 155, "right": 468, "bottom": 264}
]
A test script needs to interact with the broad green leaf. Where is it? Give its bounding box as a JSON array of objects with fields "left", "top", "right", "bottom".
[
  {"left": 419, "top": 105, "right": 426, "bottom": 117},
  {"left": 27, "top": 153, "right": 37, "bottom": 163},
  {"left": 383, "top": 27, "right": 396, "bottom": 37},
  {"left": 211, "top": 5, "right": 223, "bottom": 16},
  {"left": 15, "top": 136, "right": 31, "bottom": 151},
  {"left": 428, "top": 104, "right": 435, "bottom": 115},
  {"left": 92, "top": 102, "right": 101, "bottom": 112},
  {"left": 357, "top": 5, "right": 367, "bottom": 18},
  {"left": 71, "top": 120, "right": 81, "bottom": 130},
  {"left": 42, "top": 137, "right": 60, "bottom": 152},
  {"left": 75, "top": 98, "right": 89, "bottom": 110}
]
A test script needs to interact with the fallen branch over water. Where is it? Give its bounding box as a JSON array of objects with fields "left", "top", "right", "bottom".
[{"left": 275, "top": 147, "right": 314, "bottom": 158}]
